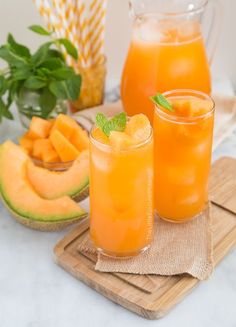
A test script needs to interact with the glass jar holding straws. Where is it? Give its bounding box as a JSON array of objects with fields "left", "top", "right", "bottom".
[{"left": 34, "top": 0, "right": 107, "bottom": 111}]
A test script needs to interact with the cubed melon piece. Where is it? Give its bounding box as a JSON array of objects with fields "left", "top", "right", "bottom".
[
  {"left": 28, "top": 117, "right": 52, "bottom": 139},
  {"left": 70, "top": 127, "right": 89, "bottom": 151},
  {"left": 19, "top": 133, "right": 34, "bottom": 154},
  {"left": 125, "top": 114, "right": 151, "bottom": 143},
  {"left": 109, "top": 131, "right": 134, "bottom": 151},
  {"left": 91, "top": 128, "right": 109, "bottom": 145},
  {"left": 50, "top": 130, "right": 80, "bottom": 161},
  {"left": 51, "top": 114, "right": 78, "bottom": 139},
  {"left": 32, "top": 139, "right": 53, "bottom": 160},
  {"left": 42, "top": 148, "right": 60, "bottom": 163}
]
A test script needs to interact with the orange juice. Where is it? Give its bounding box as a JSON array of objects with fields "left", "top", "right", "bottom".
[
  {"left": 153, "top": 90, "right": 214, "bottom": 222},
  {"left": 121, "top": 17, "right": 211, "bottom": 121},
  {"left": 90, "top": 115, "right": 153, "bottom": 257}
]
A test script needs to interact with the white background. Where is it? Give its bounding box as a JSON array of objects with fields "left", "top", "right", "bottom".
[{"left": 0, "top": 0, "right": 236, "bottom": 87}]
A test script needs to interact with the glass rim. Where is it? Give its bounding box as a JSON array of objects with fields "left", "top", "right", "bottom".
[
  {"left": 133, "top": 0, "right": 208, "bottom": 18},
  {"left": 90, "top": 119, "right": 153, "bottom": 152},
  {"left": 154, "top": 89, "right": 215, "bottom": 124}
]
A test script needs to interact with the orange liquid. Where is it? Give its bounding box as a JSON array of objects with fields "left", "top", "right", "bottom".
[
  {"left": 90, "top": 129, "right": 153, "bottom": 256},
  {"left": 121, "top": 19, "right": 211, "bottom": 122},
  {"left": 153, "top": 95, "right": 214, "bottom": 222}
]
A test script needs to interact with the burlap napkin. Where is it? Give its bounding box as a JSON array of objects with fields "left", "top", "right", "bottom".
[{"left": 78, "top": 205, "right": 213, "bottom": 280}]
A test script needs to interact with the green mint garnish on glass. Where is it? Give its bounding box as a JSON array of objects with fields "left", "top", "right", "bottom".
[
  {"left": 95, "top": 112, "right": 127, "bottom": 137},
  {"left": 150, "top": 93, "right": 174, "bottom": 112}
]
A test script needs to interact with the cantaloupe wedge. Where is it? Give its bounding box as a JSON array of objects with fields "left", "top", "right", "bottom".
[
  {"left": 0, "top": 141, "right": 87, "bottom": 223},
  {"left": 50, "top": 130, "right": 80, "bottom": 161},
  {"left": 28, "top": 117, "right": 52, "bottom": 139},
  {"left": 19, "top": 133, "right": 34, "bottom": 154},
  {"left": 27, "top": 150, "right": 89, "bottom": 199}
]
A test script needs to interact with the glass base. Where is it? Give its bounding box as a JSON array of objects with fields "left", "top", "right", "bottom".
[
  {"left": 95, "top": 244, "right": 150, "bottom": 259},
  {"left": 155, "top": 206, "right": 208, "bottom": 224}
]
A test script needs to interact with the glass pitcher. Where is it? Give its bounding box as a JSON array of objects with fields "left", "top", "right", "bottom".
[{"left": 121, "top": 0, "right": 221, "bottom": 121}]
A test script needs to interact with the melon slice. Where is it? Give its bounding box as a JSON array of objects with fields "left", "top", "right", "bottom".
[
  {"left": 28, "top": 117, "right": 52, "bottom": 139},
  {"left": 0, "top": 141, "right": 86, "bottom": 222},
  {"left": 51, "top": 114, "right": 78, "bottom": 139},
  {"left": 70, "top": 127, "right": 89, "bottom": 151},
  {"left": 27, "top": 150, "right": 89, "bottom": 199},
  {"left": 50, "top": 129, "right": 80, "bottom": 161}
]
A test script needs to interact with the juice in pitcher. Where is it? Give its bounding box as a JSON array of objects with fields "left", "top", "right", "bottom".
[
  {"left": 121, "top": 0, "right": 221, "bottom": 121},
  {"left": 152, "top": 90, "right": 215, "bottom": 223},
  {"left": 90, "top": 113, "right": 153, "bottom": 257},
  {"left": 121, "top": 18, "right": 211, "bottom": 121}
]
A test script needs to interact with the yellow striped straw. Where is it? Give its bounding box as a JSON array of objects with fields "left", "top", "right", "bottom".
[{"left": 33, "top": 0, "right": 108, "bottom": 69}]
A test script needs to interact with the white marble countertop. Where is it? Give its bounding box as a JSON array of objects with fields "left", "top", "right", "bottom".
[{"left": 0, "top": 81, "right": 236, "bottom": 327}]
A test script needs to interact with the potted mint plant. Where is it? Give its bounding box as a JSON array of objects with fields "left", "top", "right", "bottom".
[{"left": 0, "top": 25, "right": 81, "bottom": 128}]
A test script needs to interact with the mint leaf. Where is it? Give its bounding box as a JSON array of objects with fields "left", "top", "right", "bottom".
[
  {"left": 40, "top": 58, "right": 64, "bottom": 70},
  {"left": 0, "top": 99, "right": 13, "bottom": 120},
  {"left": 57, "top": 38, "right": 78, "bottom": 60},
  {"left": 49, "top": 74, "right": 81, "bottom": 100},
  {"left": 24, "top": 76, "right": 47, "bottom": 89},
  {"left": 31, "top": 42, "right": 52, "bottom": 66},
  {"left": 47, "top": 49, "right": 65, "bottom": 61},
  {"left": 0, "top": 45, "right": 28, "bottom": 67},
  {"left": 96, "top": 113, "right": 108, "bottom": 130},
  {"left": 12, "top": 64, "right": 32, "bottom": 80},
  {"left": 95, "top": 112, "right": 127, "bottom": 137},
  {"left": 150, "top": 93, "right": 174, "bottom": 112},
  {"left": 109, "top": 112, "right": 127, "bottom": 132},
  {"left": 0, "top": 75, "right": 7, "bottom": 96},
  {"left": 39, "top": 88, "right": 56, "bottom": 118},
  {"left": 50, "top": 67, "right": 75, "bottom": 80},
  {"left": 28, "top": 25, "right": 52, "bottom": 36},
  {"left": 7, "top": 34, "right": 31, "bottom": 58}
]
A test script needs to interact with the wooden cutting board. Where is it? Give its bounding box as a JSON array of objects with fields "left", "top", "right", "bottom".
[{"left": 54, "top": 157, "right": 236, "bottom": 319}]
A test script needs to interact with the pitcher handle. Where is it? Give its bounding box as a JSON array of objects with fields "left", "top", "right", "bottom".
[{"left": 205, "top": 0, "right": 222, "bottom": 64}]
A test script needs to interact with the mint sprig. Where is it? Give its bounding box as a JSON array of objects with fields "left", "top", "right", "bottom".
[
  {"left": 0, "top": 25, "right": 81, "bottom": 121},
  {"left": 95, "top": 112, "right": 127, "bottom": 137},
  {"left": 150, "top": 93, "right": 174, "bottom": 112}
]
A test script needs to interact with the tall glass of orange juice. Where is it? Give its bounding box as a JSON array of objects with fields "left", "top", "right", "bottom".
[
  {"left": 121, "top": 0, "right": 221, "bottom": 121},
  {"left": 153, "top": 90, "right": 215, "bottom": 223},
  {"left": 90, "top": 114, "right": 153, "bottom": 257}
]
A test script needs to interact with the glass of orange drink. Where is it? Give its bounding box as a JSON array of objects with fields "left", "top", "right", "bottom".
[
  {"left": 121, "top": 0, "right": 221, "bottom": 121},
  {"left": 89, "top": 113, "right": 153, "bottom": 257},
  {"left": 152, "top": 90, "right": 215, "bottom": 223}
]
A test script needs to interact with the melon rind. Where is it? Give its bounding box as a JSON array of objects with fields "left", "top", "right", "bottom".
[{"left": 0, "top": 141, "right": 87, "bottom": 223}]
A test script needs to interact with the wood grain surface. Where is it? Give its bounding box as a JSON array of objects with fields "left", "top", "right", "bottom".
[{"left": 54, "top": 157, "right": 236, "bottom": 319}]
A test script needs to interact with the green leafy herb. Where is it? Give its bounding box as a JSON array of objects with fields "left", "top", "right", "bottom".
[
  {"left": 95, "top": 112, "right": 127, "bottom": 137},
  {"left": 0, "top": 24, "right": 81, "bottom": 121},
  {"left": 28, "top": 25, "right": 52, "bottom": 36},
  {"left": 150, "top": 93, "right": 174, "bottom": 112}
]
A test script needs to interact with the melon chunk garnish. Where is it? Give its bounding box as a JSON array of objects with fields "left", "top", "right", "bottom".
[
  {"left": 0, "top": 141, "right": 87, "bottom": 222},
  {"left": 109, "top": 131, "right": 134, "bottom": 151},
  {"left": 125, "top": 114, "right": 151, "bottom": 143},
  {"left": 50, "top": 129, "right": 80, "bottom": 161}
]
